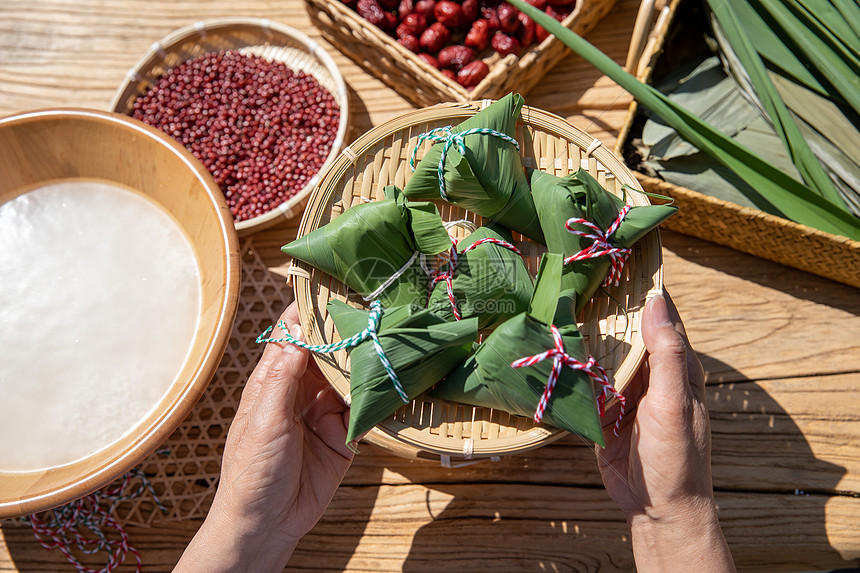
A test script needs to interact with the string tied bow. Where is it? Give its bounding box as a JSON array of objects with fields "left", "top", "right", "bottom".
[
  {"left": 564, "top": 204, "right": 632, "bottom": 287},
  {"left": 510, "top": 324, "right": 625, "bottom": 436},
  {"left": 429, "top": 236, "right": 523, "bottom": 320},
  {"left": 409, "top": 126, "right": 520, "bottom": 201},
  {"left": 257, "top": 300, "right": 408, "bottom": 403}
]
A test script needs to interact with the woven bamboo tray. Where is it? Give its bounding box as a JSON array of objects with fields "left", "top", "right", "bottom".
[
  {"left": 306, "top": 0, "right": 617, "bottom": 108},
  {"left": 111, "top": 17, "right": 350, "bottom": 237},
  {"left": 289, "top": 100, "right": 664, "bottom": 462},
  {"left": 615, "top": 0, "right": 860, "bottom": 289}
]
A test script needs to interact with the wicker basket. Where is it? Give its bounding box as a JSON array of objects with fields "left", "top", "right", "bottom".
[
  {"left": 289, "top": 100, "right": 664, "bottom": 462},
  {"left": 616, "top": 0, "right": 860, "bottom": 289},
  {"left": 111, "top": 17, "right": 350, "bottom": 237},
  {"left": 305, "top": 0, "right": 617, "bottom": 108}
]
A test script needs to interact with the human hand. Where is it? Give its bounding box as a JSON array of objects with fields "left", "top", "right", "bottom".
[
  {"left": 596, "top": 292, "right": 734, "bottom": 572},
  {"left": 177, "top": 302, "right": 353, "bottom": 572}
]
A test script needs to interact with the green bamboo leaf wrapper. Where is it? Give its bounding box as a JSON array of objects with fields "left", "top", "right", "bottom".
[
  {"left": 431, "top": 254, "right": 604, "bottom": 446},
  {"left": 531, "top": 167, "right": 677, "bottom": 313},
  {"left": 327, "top": 300, "right": 478, "bottom": 444},
  {"left": 282, "top": 186, "right": 451, "bottom": 307},
  {"left": 427, "top": 224, "right": 533, "bottom": 329},
  {"left": 402, "top": 93, "right": 545, "bottom": 243}
]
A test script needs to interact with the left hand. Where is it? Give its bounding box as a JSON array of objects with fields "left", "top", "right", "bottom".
[{"left": 176, "top": 302, "right": 353, "bottom": 572}]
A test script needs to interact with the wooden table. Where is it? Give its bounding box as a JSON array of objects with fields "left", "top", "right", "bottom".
[{"left": 2, "top": 1, "right": 859, "bottom": 571}]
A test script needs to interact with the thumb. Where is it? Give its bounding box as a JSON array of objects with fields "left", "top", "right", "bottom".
[{"left": 641, "top": 293, "right": 692, "bottom": 405}]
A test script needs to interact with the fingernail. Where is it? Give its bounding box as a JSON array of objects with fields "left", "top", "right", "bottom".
[
  {"left": 284, "top": 324, "right": 303, "bottom": 354},
  {"left": 291, "top": 323, "right": 304, "bottom": 342},
  {"left": 646, "top": 293, "right": 674, "bottom": 327}
]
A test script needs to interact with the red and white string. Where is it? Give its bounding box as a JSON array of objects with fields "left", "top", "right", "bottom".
[
  {"left": 511, "top": 324, "right": 625, "bottom": 436},
  {"left": 428, "top": 237, "right": 523, "bottom": 320},
  {"left": 21, "top": 468, "right": 165, "bottom": 573},
  {"left": 564, "top": 205, "right": 632, "bottom": 287}
]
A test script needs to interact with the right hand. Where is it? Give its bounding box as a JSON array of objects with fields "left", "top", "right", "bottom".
[{"left": 595, "top": 292, "right": 735, "bottom": 572}]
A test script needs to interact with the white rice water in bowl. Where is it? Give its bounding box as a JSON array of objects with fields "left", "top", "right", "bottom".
[{"left": 0, "top": 180, "right": 201, "bottom": 471}]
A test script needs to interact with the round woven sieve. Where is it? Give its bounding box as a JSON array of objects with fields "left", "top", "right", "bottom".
[
  {"left": 111, "top": 17, "right": 350, "bottom": 236},
  {"left": 291, "top": 100, "right": 662, "bottom": 462}
]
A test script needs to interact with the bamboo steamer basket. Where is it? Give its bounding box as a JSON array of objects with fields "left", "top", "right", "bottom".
[
  {"left": 306, "top": 0, "right": 618, "bottom": 108},
  {"left": 111, "top": 17, "right": 350, "bottom": 237},
  {"left": 0, "top": 109, "right": 240, "bottom": 518},
  {"left": 290, "top": 100, "right": 664, "bottom": 463}
]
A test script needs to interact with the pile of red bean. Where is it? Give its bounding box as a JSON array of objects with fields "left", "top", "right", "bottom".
[
  {"left": 133, "top": 50, "right": 340, "bottom": 222},
  {"left": 345, "top": 0, "right": 574, "bottom": 88}
]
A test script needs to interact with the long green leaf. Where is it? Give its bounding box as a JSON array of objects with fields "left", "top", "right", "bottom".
[
  {"left": 797, "top": 0, "right": 860, "bottom": 56},
  {"left": 727, "top": 0, "right": 832, "bottom": 100},
  {"left": 708, "top": 0, "right": 845, "bottom": 207},
  {"left": 505, "top": 0, "right": 860, "bottom": 240},
  {"left": 758, "top": 0, "right": 860, "bottom": 113},
  {"left": 828, "top": 0, "right": 860, "bottom": 43}
]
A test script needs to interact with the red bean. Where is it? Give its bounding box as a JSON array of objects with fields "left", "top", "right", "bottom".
[{"left": 132, "top": 50, "right": 340, "bottom": 222}]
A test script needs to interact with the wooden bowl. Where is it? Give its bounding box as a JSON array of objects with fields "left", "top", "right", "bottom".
[
  {"left": 0, "top": 109, "right": 240, "bottom": 518},
  {"left": 291, "top": 100, "right": 663, "bottom": 463},
  {"left": 111, "top": 17, "right": 350, "bottom": 236}
]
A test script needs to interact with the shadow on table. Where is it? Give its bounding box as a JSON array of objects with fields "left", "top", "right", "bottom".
[
  {"left": 661, "top": 231, "right": 860, "bottom": 317},
  {"left": 286, "top": 455, "right": 386, "bottom": 573},
  {"left": 393, "top": 353, "right": 853, "bottom": 572}
]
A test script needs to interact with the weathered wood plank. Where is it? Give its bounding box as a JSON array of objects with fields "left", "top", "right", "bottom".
[
  {"left": 5, "top": 487, "right": 858, "bottom": 572},
  {"left": 662, "top": 232, "right": 860, "bottom": 383}
]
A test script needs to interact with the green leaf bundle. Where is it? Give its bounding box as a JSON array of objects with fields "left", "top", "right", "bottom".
[
  {"left": 402, "top": 93, "right": 546, "bottom": 243},
  {"left": 531, "top": 167, "right": 677, "bottom": 313},
  {"left": 427, "top": 224, "right": 533, "bottom": 329},
  {"left": 328, "top": 300, "right": 478, "bottom": 444},
  {"left": 431, "top": 254, "right": 605, "bottom": 446},
  {"left": 282, "top": 186, "right": 451, "bottom": 307}
]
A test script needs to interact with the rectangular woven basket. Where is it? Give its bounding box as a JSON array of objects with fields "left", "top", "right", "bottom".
[
  {"left": 615, "top": 0, "right": 860, "bottom": 289},
  {"left": 305, "top": 0, "right": 617, "bottom": 107}
]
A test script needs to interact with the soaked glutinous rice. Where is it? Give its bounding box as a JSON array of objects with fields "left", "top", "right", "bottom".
[{"left": 0, "top": 180, "right": 201, "bottom": 471}]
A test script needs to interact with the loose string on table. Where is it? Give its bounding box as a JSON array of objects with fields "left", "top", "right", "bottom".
[
  {"left": 257, "top": 300, "right": 408, "bottom": 403},
  {"left": 511, "top": 324, "right": 625, "bottom": 436},
  {"left": 20, "top": 467, "right": 166, "bottom": 573},
  {"left": 409, "top": 126, "right": 520, "bottom": 201},
  {"left": 429, "top": 236, "right": 523, "bottom": 320},
  {"left": 564, "top": 204, "right": 632, "bottom": 287}
]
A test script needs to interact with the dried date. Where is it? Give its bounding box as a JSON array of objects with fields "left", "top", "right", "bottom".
[
  {"left": 420, "top": 22, "right": 452, "bottom": 52},
  {"left": 414, "top": 0, "right": 436, "bottom": 18},
  {"left": 517, "top": 12, "right": 535, "bottom": 46},
  {"left": 438, "top": 45, "right": 475, "bottom": 70},
  {"left": 465, "top": 19, "right": 490, "bottom": 51},
  {"left": 462, "top": 0, "right": 479, "bottom": 21},
  {"left": 417, "top": 52, "right": 440, "bottom": 68},
  {"left": 456, "top": 60, "right": 489, "bottom": 88},
  {"left": 398, "top": 0, "right": 414, "bottom": 18},
  {"left": 357, "top": 0, "right": 387, "bottom": 27},
  {"left": 497, "top": 3, "right": 520, "bottom": 33},
  {"left": 397, "top": 12, "right": 428, "bottom": 36},
  {"left": 434, "top": 0, "right": 467, "bottom": 28},
  {"left": 398, "top": 34, "right": 421, "bottom": 52},
  {"left": 491, "top": 31, "right": 521, "bottom": 55}
]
